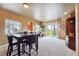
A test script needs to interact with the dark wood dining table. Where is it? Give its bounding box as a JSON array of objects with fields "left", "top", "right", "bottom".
[{"left": 11, "top": 32, "right": 39, "bottom": 56}]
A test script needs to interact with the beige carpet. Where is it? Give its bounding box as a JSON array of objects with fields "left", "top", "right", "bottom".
[
  {"left": 0, "top": 36, "right": 75, "bottom": 56},
  {"left": 37, "top": 36, "right": 75, "bottom": 56}
]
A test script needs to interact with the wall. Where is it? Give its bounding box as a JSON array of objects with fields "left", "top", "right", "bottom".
[
  {"left": 58, "top": 11, "right": 75, "bottom": 40},
  {"left": 58, "top": 19, "right": 66, "bottom": 39},
  {"left": 76, "top": 4, "right": 79, "bottom": 56},
  {"left": 0, "top": 8, "right": 40, "bottom": 46}
]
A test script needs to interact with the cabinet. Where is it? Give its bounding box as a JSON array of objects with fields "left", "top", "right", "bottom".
[{"left": 66, "top": 16, "right": 76, "bottom": 50}]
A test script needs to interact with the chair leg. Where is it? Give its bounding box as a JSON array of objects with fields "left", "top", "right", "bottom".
[
  {"left": 22, "top": 42, "right": 25, "bottom": 54},
  {"left": 18, "top": 43, "right": 21, "bottom": 56},
  {"left": 25, "top": 42, "right": 28, "bottom": 49},
  {"left": 9, "top": 46, "right": 13, "bottom": 56},
  {"left": 29, "top": 45, "right": 32, "bottom": 56},
  {"left": 8, "top": 46, "right": 11, "bottom": 56},
  {"left": 35, "top": 43, "right": 38, "bottom": 54},
  {"left": 36, "top": 38, "right": 38, "bottom": 54},
  {"left": 7, "top": 45, "right": 12, "bottom": 56}
]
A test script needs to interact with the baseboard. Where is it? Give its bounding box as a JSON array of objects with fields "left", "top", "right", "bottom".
[
  {"left": 0, "top": 44, "right": 8, "bottom": 55},
  {"left": 0, "top": 44, "right": 8, "bottom": 52}
]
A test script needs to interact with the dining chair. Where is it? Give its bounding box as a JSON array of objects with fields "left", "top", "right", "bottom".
[
  {"left": 25, "top": 34, "right": 38, "bottom": 56},
  {"left": 6, "top": 35, "right": 26, "bottom": 56}
]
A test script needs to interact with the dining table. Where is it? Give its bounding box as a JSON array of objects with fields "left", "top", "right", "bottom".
[{"left": 11, "top": 32, "right": 39, "bottom": 56}]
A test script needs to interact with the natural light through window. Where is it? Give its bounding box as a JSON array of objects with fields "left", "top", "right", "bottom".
[{"left": 5, "top": 19, "right": 22, "bottom": 34}]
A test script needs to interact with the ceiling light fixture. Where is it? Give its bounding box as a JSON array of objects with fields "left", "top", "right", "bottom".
[
  {"left": 64, "top": 12, "right": 67, "bottom": 15},
  {"left": 23, "top": 3, "right": 29, "bottom": 8}
]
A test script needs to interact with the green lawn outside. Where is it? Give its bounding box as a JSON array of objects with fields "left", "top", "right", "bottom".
[{"left": 47, "top": 30, "right": 56, "bottom": 36}]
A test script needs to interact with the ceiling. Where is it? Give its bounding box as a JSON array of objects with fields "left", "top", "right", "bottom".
[{"left": 0, "top": 3, "right": 75, "bottom": 21}]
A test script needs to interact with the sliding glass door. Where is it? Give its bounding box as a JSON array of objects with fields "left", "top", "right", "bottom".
[{"left": 45, "top": 23, "right": 58, "bottom": 36}]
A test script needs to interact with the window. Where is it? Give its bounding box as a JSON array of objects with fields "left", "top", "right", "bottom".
[
  {"left": 33, "top": 24, "right": 41, "bottom": 33},
  {"left": 5, "top": 19, "right": 22, "bottom": 34}
]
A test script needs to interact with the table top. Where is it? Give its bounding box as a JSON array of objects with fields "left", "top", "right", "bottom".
[{"left": 11, "top": 32, "right": 39, "bottom": 38}]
